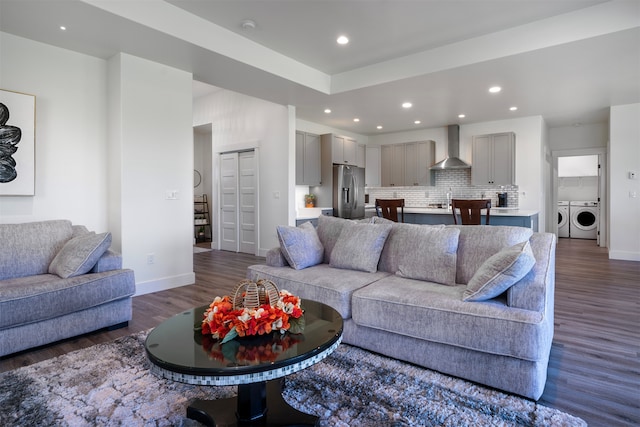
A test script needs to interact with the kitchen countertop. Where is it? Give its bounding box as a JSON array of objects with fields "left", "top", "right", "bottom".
[
  {"left": 365, "top": 205, "right": 538, "bottom": 217},
  {"left": 296, "top": 207, "right": 332, "bottom": 220}
]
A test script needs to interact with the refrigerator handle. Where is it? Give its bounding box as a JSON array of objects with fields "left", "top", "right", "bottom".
[
  {"left": 343, "top": 186, "right": 349, "bottom": 204},
  {"left": 353, "top": 175, "right": 358, "bottom": 209}
]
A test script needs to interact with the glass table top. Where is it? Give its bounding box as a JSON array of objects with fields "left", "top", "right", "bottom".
[{"left": 145, "top": 299, "right": 343, "bottom": 380}]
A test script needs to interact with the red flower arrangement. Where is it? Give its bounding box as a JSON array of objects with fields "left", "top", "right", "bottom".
[{"left": 201, "top": 288, "right": 304, "bottom": 344}]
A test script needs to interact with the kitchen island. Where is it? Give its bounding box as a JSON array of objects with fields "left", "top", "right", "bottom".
[{"left": 365, "top": 206, "right": 539, "bottom": 231}]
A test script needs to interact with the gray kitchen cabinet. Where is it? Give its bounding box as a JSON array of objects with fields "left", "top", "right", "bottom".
[
  {"left": 295, "top": 131, "right": 321, "bottom": 185},
  {"left": 381, "top": 144, "right": 406, "bottom": 187},
  {"left": 471, "top": 132, "right": 515, "bottom": 185},
  {"left": 406, "top": 141, "right": 435, "bottom": 186},
  {"left": 356, "top": 143, "right": 366, "bottom": 168},
  {"left": 322, "top": 133, "right": 357, "bottom": 165},
  {"left": 381, "top": 140, "right": 435, "bottom": 186},
  {"left": 365, "top": 145, "right": 380, "bottom": 187}
]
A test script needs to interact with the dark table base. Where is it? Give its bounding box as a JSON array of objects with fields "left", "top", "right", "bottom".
[{"left": 187, "top": 379, "right": 318, "bottom": 426}]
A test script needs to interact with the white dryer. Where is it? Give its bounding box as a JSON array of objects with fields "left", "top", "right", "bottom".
[
  {"left": 558, "top": 201, "right": 569, "bottom": 238},
  {"left": 569, "top": 201, "right": 598, "bottom": 239}
]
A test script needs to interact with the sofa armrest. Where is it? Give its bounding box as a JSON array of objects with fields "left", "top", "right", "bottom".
[
  {"left": 266, "top": 247, "right": 289, "bottom": 267},
  {"left": 507, "top": 233, "right": 556, "bottom": 312},
  {"left": 90, "top": 249, "right": 123, "bottom": 273}
]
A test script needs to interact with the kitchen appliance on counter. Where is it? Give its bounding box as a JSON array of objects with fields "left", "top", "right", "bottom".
[
  {"left": 497, "top": 192, "right": 508, "bottom": 207},
  {"left": 333, "top": 164, "right": 365, "bottom": 219}
]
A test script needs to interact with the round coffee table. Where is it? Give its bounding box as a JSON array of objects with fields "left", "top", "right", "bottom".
[{"left": 145, "top": 299, "right": 343, "bottom": 426}]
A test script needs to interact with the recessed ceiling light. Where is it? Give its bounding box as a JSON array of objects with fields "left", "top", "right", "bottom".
[
  {"left": 489, "top": 86, "right": 502, "bottom": 93},
  {"left": 353, "top": 118, "right": 360, "bottom": 122},
  {"left": 377, "top": 125, "right": 383, "bottom": 130},
  {"left": 402, "top": 102, "right": 412, "bottom": 109},
  {"left": 337, "top": 35, "right": 349, "bottom": 45},
  {"left": 458, "top": 114, "right": 466, "bottom": 118},
  {"left": 509, "top": 106, "right": 518, "bottom": 111},
  {"left": 60, "top": 26, "right": 67, "bottom": 31},
  {"left": 414, "top": 120, "right": 421, "bottom": 125},
  {"left": 324, "top": 108, "right": 332, "bottom": 114}
]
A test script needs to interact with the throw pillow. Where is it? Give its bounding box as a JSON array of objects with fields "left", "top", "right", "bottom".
[
  {"left": 395, "top": 226, "right": 460, "bottom": 285},
  {"left": 276, "top": 222, "right": 324, "bottom": 270},
  {"left": 330, "top": 223, "right": 392, "bottom": 273},
  {"left": 463, "top": 240, "right": 536, "bottom": 302},
  {"left": 49, "top": 232, "right": 112, "bottom": 279}
]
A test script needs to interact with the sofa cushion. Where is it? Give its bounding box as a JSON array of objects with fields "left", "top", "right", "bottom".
[
  {"left": 49, "top": 232, "right": 112, "bottom": 279},
  {"left": 276, "top": 222, "right": 324, "bottom": 270},
  {"left": 378, "top": 223, "right": 446, "bottom": 274},
  {"left": 330, "top": 223, "right": 392, "bottom": 273},
  {"left": 464, "top": 241, "right": 536, "bottom": 302},
  {"left": 247, "top": 263, "right": 390, "bottom": 319},
  {"left": 0, "top": 220, "right": 74, "bottom": 280},
  {"left": 351, "top": 275, "right": 548, "bottom": 361},
  {"left": 450, "top": 225, "right": 533, "bottom": 284},
  {"left": 0, "top": 270, "right": 136, "bottom": 330},
  {"left": 316, "top": 215, "right": 371, "bottom": 263},
  {"left": 395, "top": 226, "right": 460, "bottom": 285}
]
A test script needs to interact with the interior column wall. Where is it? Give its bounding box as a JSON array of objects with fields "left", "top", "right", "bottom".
[{"left": 108, "top": 53, "right": 195, "bottom": 294}]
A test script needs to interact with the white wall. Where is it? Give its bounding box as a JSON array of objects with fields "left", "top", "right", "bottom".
[
  {"left": 0, "top": 33, "right": 108, "bottom": 230},
  {"left": 1, "top": 34, "right": 197, "bottom": 295},
  {"left": 609, "top": 103, "right": 640, "bottom": 261},
  {"left": 109, "top": 54, "right": 195, "bottom": 294},
  {"left": 549, "top": 123, "right": 608, "bottom": 151},
  {"left": 193, "top": 89, "right": 291, "bottom": 254}
]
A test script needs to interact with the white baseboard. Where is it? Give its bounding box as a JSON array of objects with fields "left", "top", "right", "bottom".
[
  {"left": 133, "top": 272, "right": 196, "bottom": 296},
  {"left": 608, "top": 250, "right": 640, "bottom": 262}
]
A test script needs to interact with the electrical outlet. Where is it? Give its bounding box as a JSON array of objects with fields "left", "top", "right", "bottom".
[
  {"left": 147, "top": 253, "right": 155, "bottom": 264},
  {"left": 165, "top": 190, "right": 178, "bottom": 200}
]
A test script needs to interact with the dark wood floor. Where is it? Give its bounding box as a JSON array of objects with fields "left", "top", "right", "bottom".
[{"left": 1, "top": 239, "right": 639, "bottom": 426}]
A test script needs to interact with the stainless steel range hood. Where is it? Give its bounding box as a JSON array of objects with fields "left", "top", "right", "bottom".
[{"left": 429, "top": 125, "right": 470, "bottom": 170}]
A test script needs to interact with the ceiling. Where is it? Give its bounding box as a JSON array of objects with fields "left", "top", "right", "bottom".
[{"left": 1, "top": 0, "right": 639, "bottom": 135}]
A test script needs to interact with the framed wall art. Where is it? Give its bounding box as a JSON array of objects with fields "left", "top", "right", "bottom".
[{"left": 0, "top": 89, "right": 36, "bottom": 196}]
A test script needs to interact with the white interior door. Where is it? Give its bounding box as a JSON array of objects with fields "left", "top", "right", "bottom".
[
  {"left": 238, "top": 151, "right": 257, "bottom": 254},
  {"left": 220, "top": 153, "right": 238, "bottom": 252},
  {"left": 219, "top": 150, "right": 257, "bottom": 254}
]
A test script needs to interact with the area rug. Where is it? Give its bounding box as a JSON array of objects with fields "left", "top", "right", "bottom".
[{"left": 0, "top": 331, "right": 585, "bottom": 427}]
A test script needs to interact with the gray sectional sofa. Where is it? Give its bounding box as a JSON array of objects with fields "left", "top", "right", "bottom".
[
  {"left": 247, "top": 215, "right": 556, "bottom": 400},
  {"left": 0, "top": 220, "right": 136, "bottom": 357}
]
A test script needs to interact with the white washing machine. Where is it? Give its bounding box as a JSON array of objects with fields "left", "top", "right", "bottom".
[
  {"left": 558, "top": 201, "right": 569, "bottom": 238},
  {"left": 569, "top": 201, "right": 598, "bottom": 239}
]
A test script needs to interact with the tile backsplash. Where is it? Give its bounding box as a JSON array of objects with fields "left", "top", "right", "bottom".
[{"left": 366, "top": 169, "right": 519, "bottom": 208}]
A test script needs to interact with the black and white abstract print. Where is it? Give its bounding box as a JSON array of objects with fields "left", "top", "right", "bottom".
[{"left": 0, "top": 102, "right": 22, "bottom": 183}]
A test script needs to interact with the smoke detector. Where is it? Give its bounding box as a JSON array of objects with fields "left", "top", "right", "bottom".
[{"left": 241, "top": 19, "right": 256, "bottom": 30}]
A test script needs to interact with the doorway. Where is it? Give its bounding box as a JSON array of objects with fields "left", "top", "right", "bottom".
[
  {"left": 552, "top": 149, "right": 607, "bottom": 247},
  {"left": 194, "top": 124, "right": 213, "bottom": 248},
  {"left": 220, "top": 150, "right": 258, "bottom": 254}
]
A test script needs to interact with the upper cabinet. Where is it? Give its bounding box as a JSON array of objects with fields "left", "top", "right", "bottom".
[
  {"left": 295, "top": 131, "right": 321, "bottom": 186},
  {"left": 381, "top": 140, "right": 435, "bottom": 186},
  {"left": 365, "top": 146, "right": 380, "bottom": 187},
  {"left": 471, "top": 132, "right": 515, "bottom": 185},
  {"left": 322, "top": 134, "right": 357, "bottom": 165},
  {"left": 356, "top": 143, "right": 366, "bottom": 168}
]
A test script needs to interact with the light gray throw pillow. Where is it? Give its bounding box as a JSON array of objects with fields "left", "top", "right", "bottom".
[
  {"left": 49, "top": 232, "right": 112, "bottom": 278},
  {"left": 463, "top": 240, "right": 536, "bottom": 302},
  {"left": 276, "top": 222, "right": 324, "bottom": 270},
  {"left": 330, "top": 223, "right": 392, "bottom": 273},
  {"left": 395, "top": 226, "right": 460, "bottom": 285}
]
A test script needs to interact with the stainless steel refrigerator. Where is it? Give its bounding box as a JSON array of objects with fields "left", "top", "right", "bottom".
[{"left": 333, "top": 164, "right": 365, "bottom": 219}]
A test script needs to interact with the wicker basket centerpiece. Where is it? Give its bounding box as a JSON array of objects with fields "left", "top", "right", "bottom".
[{"left": 201, "top": 279, "right": 304, "bottom": 343}]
